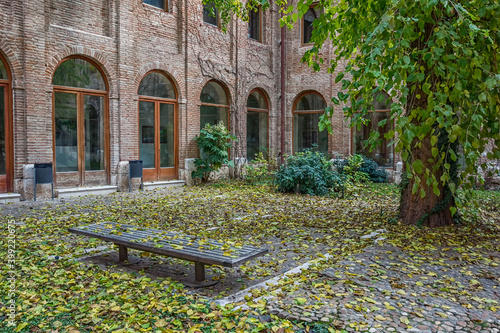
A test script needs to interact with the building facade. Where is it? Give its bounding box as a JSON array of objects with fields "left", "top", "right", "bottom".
[{"left": 0, "top": 0, "right": 396, "bottom": 200}]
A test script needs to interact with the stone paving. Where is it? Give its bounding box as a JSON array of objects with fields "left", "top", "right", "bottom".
[{"left": 264, "top": 241, "right": 500, "bottom": 332}]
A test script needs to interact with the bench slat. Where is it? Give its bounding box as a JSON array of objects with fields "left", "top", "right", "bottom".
[{"left": 68, "top": 222, "right": 268, "bottom": 268}]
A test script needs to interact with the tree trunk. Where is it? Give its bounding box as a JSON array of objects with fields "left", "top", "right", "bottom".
[{"left": 399, "top": 136, "right": 455, "bottom": 227}]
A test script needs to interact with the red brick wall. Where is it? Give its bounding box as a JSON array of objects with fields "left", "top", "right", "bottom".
[{"left": 0, "top": 0, "right": 390, "bottom": 196}]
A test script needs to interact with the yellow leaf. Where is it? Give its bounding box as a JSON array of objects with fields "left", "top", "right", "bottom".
[
  {"left": 15, "top": 323, "right": 28, "bottom": 332},
  {"left": 111, "top": 306, "right": 121, "bottom": 311},
  {"left": 345, "top": 304, "right": 353, "bottom": 309},
  {"left": 172, "top": 244, "right": 184, "bottom": 250},
  {"left": 436, "top": 312, "right": 448, "bottom": 318},
  {"left": 155, "top": 319, "right": 167, "bottom": 327},
  {"left": 416, "top": 281, "right": 423, "bottom": 286},
  {"left": 399, "top": 316, "right": 410, "bottom": 325},
  {"left": 223, "top": 251, "right": 232, "bottom": 257},
  {"left": 396, "top": 290, "right": 406, "bottom": 295},
  {"left": 374, "top": 315, "right": 386, "bottom": 321}
]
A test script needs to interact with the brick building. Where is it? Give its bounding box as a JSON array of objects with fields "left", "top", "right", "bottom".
[{"left": 0, "top": 0, "right": 396, "bottom": 200}]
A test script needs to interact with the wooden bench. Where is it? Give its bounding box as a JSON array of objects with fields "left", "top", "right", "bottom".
[{"left": 68, "top": 222, "right": 268, "bottom": 287}]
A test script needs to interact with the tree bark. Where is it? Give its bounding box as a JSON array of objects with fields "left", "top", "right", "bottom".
[{"left": 399, "top": 135, "right": 455, "bottom": 227}]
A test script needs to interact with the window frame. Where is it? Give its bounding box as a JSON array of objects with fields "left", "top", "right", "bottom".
[
  {"left": 199, "top": 80, "right": 230, "bottom": 129},
  {"left": 137, "top": 70, "right": 179, "bottom": 181},
  {"left": 0, "top": 53, "right": 13, "bottom": 193},
  {"left": 350, "top": 93, "right": 395, "bottom": 169},
  {"left": 248, "top": 6, "right": 263, "bottom": 42},
  {"left": 246, "top": 88, "right": 269, "bottom": 161},
  {"left": 142, "top": 0, "right": 168, "bottom": 11},
  {"left": 51, "top": 55, "right": 110, "bottom": 187},
  {"left": 301, "top": 6, "right": 317, "bottom": 46},
  {"left": 203, "top": 2, "right": 220, "bottom": 27},
  {"left": 292, "top": 91, "right": 328, "bottom": 154}
]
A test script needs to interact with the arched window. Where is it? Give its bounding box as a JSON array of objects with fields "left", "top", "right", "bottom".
[
  {"left": 0, "top": 54, "right": 12, "bottom": 193},
  {"left": 302, "top": 8, "right": 316, "bottom": 44},
  {"left": 200, "top": 81, "right": 229, "bottom": 129},
  {"left": 293, "top": 92, "right": 328, "bottom": 154},
  {"left": 246, "top": 89, "right": 269, "bottom": 161},
  {"left": 53, "top": 57, "right": 109, "bottom": 187},
  {"left": 353, "top": 92, "right": 394, "bottom": 167},
  {"left": 138, "top": 71, "right": 178, "bottom": 181}
]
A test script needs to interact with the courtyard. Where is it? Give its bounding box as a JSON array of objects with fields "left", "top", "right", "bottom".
[{"left": 1, "top": 182, "right": 499, "bottom": 332}]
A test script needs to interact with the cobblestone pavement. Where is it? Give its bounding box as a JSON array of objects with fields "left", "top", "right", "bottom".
[{"left": 265, "top": 242, "right": 500, "bottom": 332}]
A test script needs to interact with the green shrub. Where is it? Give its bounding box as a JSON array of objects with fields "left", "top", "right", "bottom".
[
  {"left": 274, "top": 150, "right": 343, "bottom": 196},
  {"left": 245, "top": 152, "right": 273, "bottom": 185},
  {"left": 335, "top": 154, "right": 387, "bottom": 183},
  {"left": 192, "top": 122, "right": 237, "bottom": 183}
]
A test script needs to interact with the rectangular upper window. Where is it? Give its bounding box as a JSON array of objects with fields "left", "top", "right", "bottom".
[
  {"left": 302, "top": 7, "right": 316, "bottom": 44},
  {"left": 203, "top": 2, "right": 219, "bottom": 26},
  {"left": 248, "top": 7, "right": 262, "bottom": 42},
  {"left": 143, "top": 0, "right": 167, "bottom": 10}
]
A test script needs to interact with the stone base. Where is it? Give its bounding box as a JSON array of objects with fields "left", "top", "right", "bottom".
[
  {"left": 57, "top": 185, "right": 118, "bottom": 199},
  {"left": 143, "top": 180, "right": 185, "bottom": 191},
  {"left": 0, "top": 193, "right": 21, "bottom": 204}
]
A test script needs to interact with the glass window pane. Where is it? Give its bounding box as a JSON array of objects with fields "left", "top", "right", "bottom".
[
  {"left": 247, "top": 91, "right": 267, "bottom": 109},
  {"left": 0, "top": 87, "right": 5, "bottom": 175},
  {"left": 200, "top": 105, "right": 228, "bottom": 129},
  {"left": 139, "top": 101, "right": 156, "bottom": 169},
  {"left": 0, "top": 61, "right": 7, "bottom": 80},
  {"left": 53, "top": 58, "right": 106, "bottom": 91},
  {"left": 303, "top": 8, "right": 315, "bottom": 44},
  {"left": 249, "top": 8, "right": 260, "bottom": 41},
  {"left": 203, "top": 3, "right": 218, "bottom": 26},
  {"left": 200, "top": 81, "right": 227, "bottom": 105},
  {"left": 55, "top": 92, "right": 78, "bottom": 172},
  {"left": 160, "top": 104, "right": 175, "bottom": 168},
  {"left": 84, "top": 95, "right": 105, "bottom": 171},
  {"left": 138, "top": 72, "right": 176, "bottom": 99},
  {"left": 295, "top": 93, "right": 326, "bottom": 111},
  {"left": 143, "top": 0, "right": 165, "bottom": 9},
  {"left": 353, "top": 112, "right": 393, "bottom": 167},
  {"left": 247, "top": 111, "right": 268, "bottom": 161},
  {"left": 293, "top": 113, "right": 328, "bottom": 155}
]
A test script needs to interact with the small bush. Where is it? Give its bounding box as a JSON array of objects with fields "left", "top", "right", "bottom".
[
  {"left": 335, "top": 154, "right": 388, "bottom": 183},
  {"left": 192, "top": 122, "right": 237, "bottom": 183},
  {"left": 245, "top": 152, "right": 273, "bottom": 185},
  {"left": 274, "top": 150, "right": 343, "bottom": 196}
]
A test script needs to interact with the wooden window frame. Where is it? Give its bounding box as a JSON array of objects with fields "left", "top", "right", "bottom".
[
  {"left": 0, "top": 54, "right": 13, "bottom": 193},
  {"left": 246, "top": 89, "right": 269, "bottom": 161},
  {"left": 203, "top": 2, "right": 220, "bottom": 28},
  {"left": 137, "top": 70, "right": 179, "bottom": 181},
  {"left": 52, "top": 56, "right": 110, "bottom": 187},
  {"left": 199, "top": 80, "right": 230, "bottom": 129},
  {"left": 292, "top": 91, "right": 328, "bottom": 154},
  {"left": 248, "top": 6, "right": 263, "bottom": 43},
  {"left": 301, "top": 6, "right": 317, "bottom": 46},
  {"left": 142, "top": 0, "right": 168, "bottom": 11}
]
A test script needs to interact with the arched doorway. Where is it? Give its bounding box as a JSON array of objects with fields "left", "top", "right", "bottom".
[
  {"left": 246, "top": 89, "right": 269, "bottom": 161},
  {"left": 52, "top": 57, "right": 109, "bottom": 187},
  {"left": 0, "top": 54, "right": 13, "bottom": 193},
  {"left": 292, "top": 91, "right": 328, "bottom": 154},
  {"left": 138, "top": 71, "right": 178, "bottom": 181}
]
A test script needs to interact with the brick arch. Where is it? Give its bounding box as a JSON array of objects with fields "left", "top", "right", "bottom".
[
  {"left": 134, "top": 62, "right": 183, "bottom": 100},
  {"left": 195, "top": 77, "right": 233, "bottom": 106},
  {"left": 292, "top": 90, "right": 327, "bottom": 111},
  {"left": 46, "top": 47, "right": 117, "bottom": 92},
  {"left": 243, "top": 85, "right": 272, "bottom": 111},
  {"left": 0, "top": 40, "right": 23, "bottom": 85}
]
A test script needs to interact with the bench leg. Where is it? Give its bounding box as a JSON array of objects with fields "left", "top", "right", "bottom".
[
  {"left": 194, "top": 262, "right": 205, "bottom": 281},
  {"left": 118, "top": 244, "right": 128, "bottom": 262}
]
